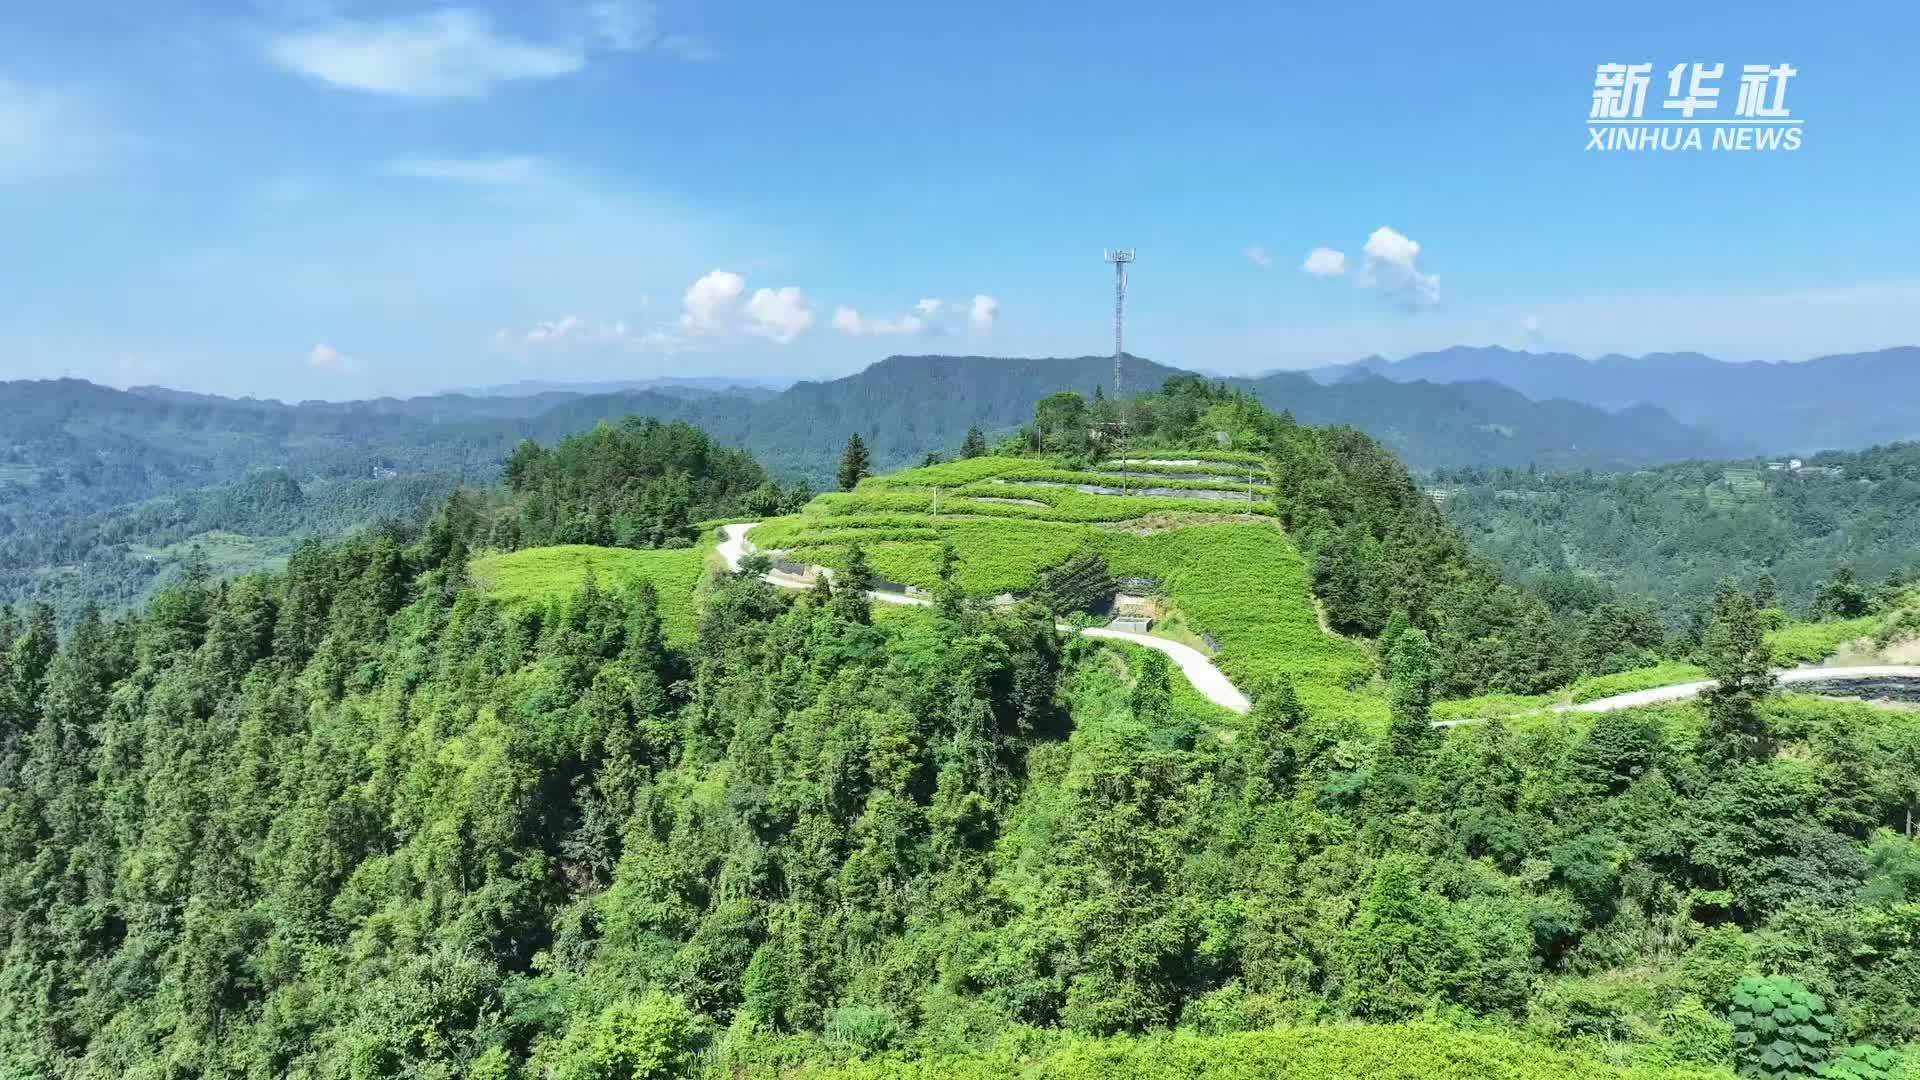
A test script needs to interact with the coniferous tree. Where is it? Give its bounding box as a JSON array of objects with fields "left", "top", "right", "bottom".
[
  {"left": 1378, "top": 610, "right": 1411, "bottom": 679},
  {"left": 935, "top": 540, "right": 965, "bottom": 618},
  {"left": 1371, "top": 628, "right": 1436, "bottom": 815},
  {"left": 959, "top": 426, "right": 988, "bottom": 459},
  {"left": 1247, "top": 676, "right": 1307, "bottom": 789},
  {"left": 836, "top": 433, "right": 871, "bottom": 492},
  {"left": 830, "top": 544, "right": 873, "bottom": 624},
  {"left": 8, "top": 602, "right": 57, "bottom": 717},
  {"left": 1700, "top": 584, "right": 1777, "bottom": 767}
]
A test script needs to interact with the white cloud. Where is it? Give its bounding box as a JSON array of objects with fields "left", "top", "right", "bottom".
[
  {"left": 0, "top": 78, "right": 124, "bottom": 182},
  {"left": 307, "top": 342, "right": 359, "bottom": 372},
  {"left": 680, "top": 269, "right": 745, "bottom": 333},
  {"left": 265, "top": 9, "right": 585, "bottom": 98},
  {"left": 382, "top": 154, "right": 543, "bottom": 184},
  {"left": 1522, "top": 314, "right": 1544, "bottom": 343},
  {"left": 1361, "top": 226, "right": 1420, "bottom": 270},
  {"left": 913, "top": 298, "right": 946, "bottom": 317},
  {"left": 831, "top": 306, "right": 926, "bottom": 336},
  {"left": 969, "top": 294, "right": 999, "bottom": 332},
  {"left": 1300, "top": 246, "right": 1347, "bottom": 277},
  {"left": 744, "top": 286, "right": 814, "bottom": 344},
  {"left": 1244, "top": 244, "right": 1274, "bottom": 268},
  {"left": 1358, "top": 226, "right": 1440, "bottom": 308}
]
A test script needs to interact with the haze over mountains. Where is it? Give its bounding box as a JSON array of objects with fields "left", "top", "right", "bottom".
[{"left": 1321, "top": 345, "right": 1920, "bottom": 453}]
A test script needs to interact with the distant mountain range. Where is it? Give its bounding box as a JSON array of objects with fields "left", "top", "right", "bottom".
[
  {"left": 4, "top": 354, "right": 1730, "bottom": 510},
  {"left": 1318, "top": 345, "right": 1920, "bottom": 453},
  {"left": 490, "top": 353, "right": 1728, "bottom": 479},
  {"left": 449, "top": 375, "right": 790, "bottom": 401}
]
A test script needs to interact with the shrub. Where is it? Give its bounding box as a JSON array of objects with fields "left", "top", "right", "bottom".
[
  {"left": 825, "top": 1004, "right": 906, "bottom": 1057},
  {"left": 542, "top": 993, "right": 703, "bottom": 1080},
  {"left": 1674, "top": 926, "right": 1754, "bottom": 1007},
  {"left": 1727, "top": 975, "right": 1838, "bottom": 1079},
  {"left": 1655, "top": 995, "right": 1734, "bottom": 1068}
]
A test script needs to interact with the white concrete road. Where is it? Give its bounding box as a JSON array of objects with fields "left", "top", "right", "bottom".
[
  {"left": 721, "top": 526, "right": 1920, "bottom": 724},
  {"left": 716, "top": 523, "right": 1253, "bottom": 713},
  {"left": 1080, "top": 626, "right": 1252, "bottom": 713},
  {"left": 1564, "top": 665, "right": 1920, "bottom": 714}
]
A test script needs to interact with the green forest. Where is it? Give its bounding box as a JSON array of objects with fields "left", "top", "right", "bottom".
[
  {"left": 4, "top": 380, "right": 1920, "bottom": 1079},
  {"left": 1435, "top": 443, "right": 1920, "bottom": 619}
]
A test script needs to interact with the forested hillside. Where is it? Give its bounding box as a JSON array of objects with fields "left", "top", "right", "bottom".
[
  {"left": 1437, "top": 441, "right": 1920, "bottom": 619},
  {"left": 5, "top": 399, "right": 1919, "bottom": 1078}
]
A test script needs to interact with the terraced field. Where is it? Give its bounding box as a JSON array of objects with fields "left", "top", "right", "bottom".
[{"left": 749, "top": 453, "right": 1379, "bottom": 716}]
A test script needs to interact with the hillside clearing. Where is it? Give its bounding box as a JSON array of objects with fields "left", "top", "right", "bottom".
[{"left": 470, "top": 542, "right": 713, "bottom": 643}]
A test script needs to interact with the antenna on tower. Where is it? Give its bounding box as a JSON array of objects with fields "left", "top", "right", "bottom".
[{"left": 1103, "top": 248, "right": 1135, "bottom": 400}]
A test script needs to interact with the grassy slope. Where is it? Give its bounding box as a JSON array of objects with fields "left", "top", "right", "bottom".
[{"left": 469, "top": 542, "right": 714, "bottom": 643}]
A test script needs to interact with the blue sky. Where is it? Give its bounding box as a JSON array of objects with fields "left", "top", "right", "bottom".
[{"left": 2, "top": 0, "right": 1916, "bottom": 399}]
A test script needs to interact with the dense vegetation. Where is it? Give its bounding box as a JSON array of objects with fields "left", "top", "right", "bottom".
[
  {"left": 3, "top": 448, "right": 1919, "bottom": 1076},
  {"left": 494, "top": 418, "right": 795, "bottom": 551},
  {"left": 1436, "top": 441, "right": 1920, "bottom": 620}
]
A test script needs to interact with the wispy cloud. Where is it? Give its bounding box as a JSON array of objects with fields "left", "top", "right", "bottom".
[
  {"left": 263, "top": 4, "right": 711, "bottom": 99},
  {"left": 831, "top": 306, "right": 926, "bottom": 336},
  {"left": 1244, "top": 244, "right": 1274, "bottom": 268},
  {"left": 493, "top": 314, "right": 681, "bottom": 353},
  {"left": 0, "top": 77, "right": 126, "bottom": 182},
  {"left": 832, "top": 294, "right": 1000, "bottom": 337},
  {"left": 265, "top": 9, "right": 584, "bottom": 98},
  {"left": 383, "top": 153, "right": 544, "bottom": 184}
]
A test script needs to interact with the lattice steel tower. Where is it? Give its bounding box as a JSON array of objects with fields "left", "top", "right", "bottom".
[{"left": 1103, "top": 249, "right": 1135, "bottom": 398}]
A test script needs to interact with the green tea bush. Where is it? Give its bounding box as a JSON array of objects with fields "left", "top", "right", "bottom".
[
  {"left": 1094, "top": 458, "right": 1272, "bottom": 478},
  {"left": 470, "top": 543, "right": 710, "bottom": 642}
]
